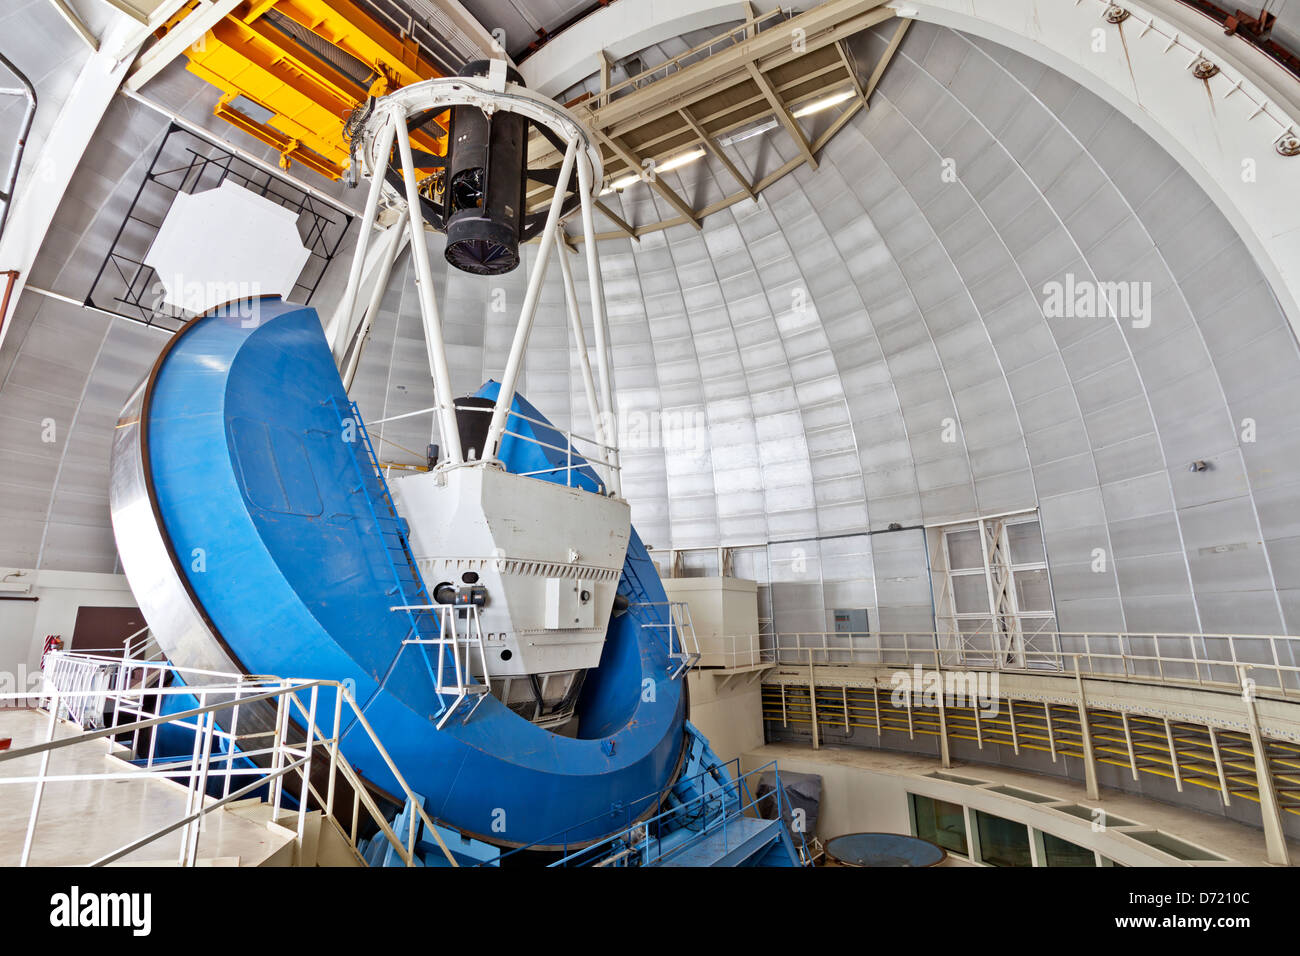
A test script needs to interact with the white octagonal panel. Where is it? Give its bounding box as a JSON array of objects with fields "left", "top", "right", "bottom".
[{"left": 144, "top": 181, "right": 312, "bottom": 314}]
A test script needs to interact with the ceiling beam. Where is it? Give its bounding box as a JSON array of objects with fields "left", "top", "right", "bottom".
[
  {"left": 125, "top": 0, "right": 244, "bottom": 91},
  {"left": 597, "top": 130, "right": 702, "bottom": 230},
  {"left": 834, "top": 39, "right": 868, "bottom": 107},
  {"left": 48, "top": 0, "right": 99, "bottom": 51},
  {"left": 678, "top": 106, "right": 755, "bottom": 202},
  {"left": 0, "top": 22, "right": 145, "bottom": 356},
  {"left": 568, "top": 100, "right": 872, "bottom": 246},
  {"left": 864, "top": 16, "right": 912, "bottom": 100},
  {"left": 95, "top": 0, "right": 150, "bottom": 25},
  {"left": 595, "top": 200, "right": 638, "bottom": 241},
  {"left": 745, "top": 61, "right": 817, "bottom": 171},
  {"left": 592, "top": 0, "right": 892, "bottom": 139},
  {"left": 529, "top": 0, "right": 899, "bottom": 237}
]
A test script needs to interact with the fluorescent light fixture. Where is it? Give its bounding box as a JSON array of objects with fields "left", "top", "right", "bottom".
[
  {"left": 716, "top": 89, "right": 856, "bottom": 147},
  {"left": 601, "top": 147, "right": 706, "bottom": 194},
  {"left": 718, "top": 119, "right": 778, "bottom": 147},
  {"left": 792, "top": 88, "right": 856, "bottom": 118},
  {"left": 657, "top": 147, "right": 705, "bottom": 172}
]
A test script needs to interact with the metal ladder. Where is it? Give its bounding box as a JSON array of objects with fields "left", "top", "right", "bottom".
[
  {"left": 329, "top": 396, "right": 484, "bottom": 725},
  {"left": 634, "top": 601, "right": 702, "bottom": 680},
  {"left": 393, "top": 603, "right": 491, "bottom": 730}
]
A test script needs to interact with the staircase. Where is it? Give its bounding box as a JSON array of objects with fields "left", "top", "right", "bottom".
[
  {"left": 219, "top": 799, "right": 373, "bottom": 867},
  {"left": 649, "top": 815, "right": 799, "bottom": 867},
  {"left": 537, "top": 724, "right": 805, "bottom": 867},
  {"left": 358, "top": 793, "right": 498, "bottom": 867}
]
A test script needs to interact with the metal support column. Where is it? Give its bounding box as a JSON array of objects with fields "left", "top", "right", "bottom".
[
  {"left": 1239, "top": 665, "right": 1290, "bottom": 865},
  {"left": 1044, "top": 701, "right": 1056, "bottom": 762},
  {"left": 935, "top": 662, "right": 950, "bottom": 767},
  {"left": 1164, "top": 718, "right": 1183, "bottom": 793},
  {"left": 1074, "top": 658, "right": 1100, "bottom": 801},
  {"left": 1122, "top": 711, "right": 1139, "bottom": 781},
  {"left": 808, "top": 658, "right": 819, "bottom": 750},
  {"left": 1208, "top": 726, "right": 1231, "bottom": 807}
]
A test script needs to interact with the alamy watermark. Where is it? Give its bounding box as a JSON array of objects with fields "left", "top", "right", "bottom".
[
  {"left": 50, "top": 887, "right": 151, "bottom": 936},
  {"left": 890, "top": 665, "right": 1000, "bottom": 717},
  {"left": 150, "top": 276, "right": 265, "bottom": 327},
  {"left": 1041, "top": 274, "right": 1152, "bottom": 329},
  {"left": 602, "top": 409, "right": 708, "bottom": 453},
  {"left": 0, "top": 665, "right": 44, "bottom": 696}
]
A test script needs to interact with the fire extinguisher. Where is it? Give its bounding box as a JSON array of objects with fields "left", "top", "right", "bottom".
[{"left": 41, "top": 634, "right": 63, "bottom": 669}]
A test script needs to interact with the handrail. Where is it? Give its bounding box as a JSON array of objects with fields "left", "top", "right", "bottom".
[
  {"left": 547, "top": 759, "right": 806, "bottom": 867},
  {"left": 629, "top": 600, "right": 701, "bottom": 678},
  {"left": 0, "top": 50, "right": 37, "bottom": 243},
  {"left": 591, "top": 9, "right": 787, "bottom": 110},
  {"left": 396, "top": 603, "right": 490, "bottom": 729},
  {"left": 366, "top": 401, "right": 621, "bottom": 486},
  {"left": 0, "top": 651, "right": 460, "bottom": 867},
  {"left": 481, "top": 752, "right": 751, "bottom": 865},
  {"left": 692, "top": 629, "right": 1300, "bottom": 700}
]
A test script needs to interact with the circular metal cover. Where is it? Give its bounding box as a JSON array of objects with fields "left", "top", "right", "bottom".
[{"left": 825, "top": 832, "right": 948, "bottom": 867}]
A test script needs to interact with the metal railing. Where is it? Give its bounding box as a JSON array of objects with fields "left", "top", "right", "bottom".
[
  {"left": 476, "top": 755, "right": 806, "bottom": 866},
  {"left": 367, "top": 401, "right": 621, "bottom": 491},
  {"left": 631, "top": 601, "right": 701, "bottom": 679},
  {"left": 694, "top": 632, "right": 777, "bottom": 669},
  {"left": 0, "top": 650, "right": 461, "bottom": 867},
  {"left": 0, "top": 50, "right": 36, "bottom": 243},
  {"left": 695, "top": 629, "right": 1300, "bottom": 700},
  {"left": 548, "top": 759, "right": 806, "bottom": 867},
  {"left": 590, "top": 9, "right": 787, "bottom": 110},
  {"left": 121, "top": 625, "right": 163, "bottom": 664},
  {"left": 392, "top": 603, "right": 490, "bottom": 729}
]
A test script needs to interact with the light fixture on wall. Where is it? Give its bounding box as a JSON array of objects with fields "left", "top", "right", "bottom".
[
  {"left": 0, "top": 570, "right": 31, "bottom": 593},
  {"left": 1189, "top": 460, "right": 1211, "bottom": 472}
]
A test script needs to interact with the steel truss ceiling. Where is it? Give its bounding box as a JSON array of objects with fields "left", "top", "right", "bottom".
[{"left": 526, "top": 0, "right": 911, "bottom": 240}]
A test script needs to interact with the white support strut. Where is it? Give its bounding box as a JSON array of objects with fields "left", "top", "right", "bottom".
[
  {"left": 552, "top": 229, "right": 608, "bottom": 486},
  {"left": 326, "top": 116, "right": 398, "bottom": 355},
  {"left": 482, "top": 136, "right": 578, "bottom": 462},
  {"left": 576, "top": 151, "right": 621, "bottom": 497},
  {"left": 393, "top": 115, "right": 464, "bottom": 465}
]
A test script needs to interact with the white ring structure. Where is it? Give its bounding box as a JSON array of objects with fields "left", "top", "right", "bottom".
[{"left": 359, "top": 74, "right": 604, "bottom": 194}]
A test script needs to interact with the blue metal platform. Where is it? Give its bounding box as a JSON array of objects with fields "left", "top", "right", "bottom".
[{"left": 651, "top": 816, "right": 798, "bottom": 867}]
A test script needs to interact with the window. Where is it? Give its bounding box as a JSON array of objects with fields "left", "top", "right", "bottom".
[
  {"left": 1041, "top": 831, "right": 1095, "bottom": 867},
  {"left": 937, "top": 513, "right": 1058, "bottom": 669},
  {"left": 974, "top": 810, "right": 1032, "bottom": 867},
  {"left": 833, "top": 608, "right": 869, "bottom": 634},
  {"left": 910, "top": 794, "right": 968, "bottom": 855}
]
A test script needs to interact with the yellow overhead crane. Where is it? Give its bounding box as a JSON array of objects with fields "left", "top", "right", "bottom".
[{"left": 157, "top": 0, "right": 448, "bottom": 179}]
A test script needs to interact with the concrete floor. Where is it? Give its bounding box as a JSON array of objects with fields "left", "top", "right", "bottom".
[
  {"left": 747, "top": 741, "right": 1298, "bottom": 866},
  {"left": 0, "top": 708, "right": 295, "bottom": 866}
]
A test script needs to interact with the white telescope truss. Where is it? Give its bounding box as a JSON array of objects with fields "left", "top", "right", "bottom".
[{"left": 330, "top": 68, "right": 622, "bottom": 497}]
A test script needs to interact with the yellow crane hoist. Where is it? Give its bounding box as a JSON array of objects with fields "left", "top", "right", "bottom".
[{"left": 158, "top": 0, "right": 448, "bottom": 180}]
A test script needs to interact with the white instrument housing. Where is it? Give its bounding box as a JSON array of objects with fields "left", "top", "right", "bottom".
[{"left": 391, "top": 465, "right": 630, "bottom": 724}]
